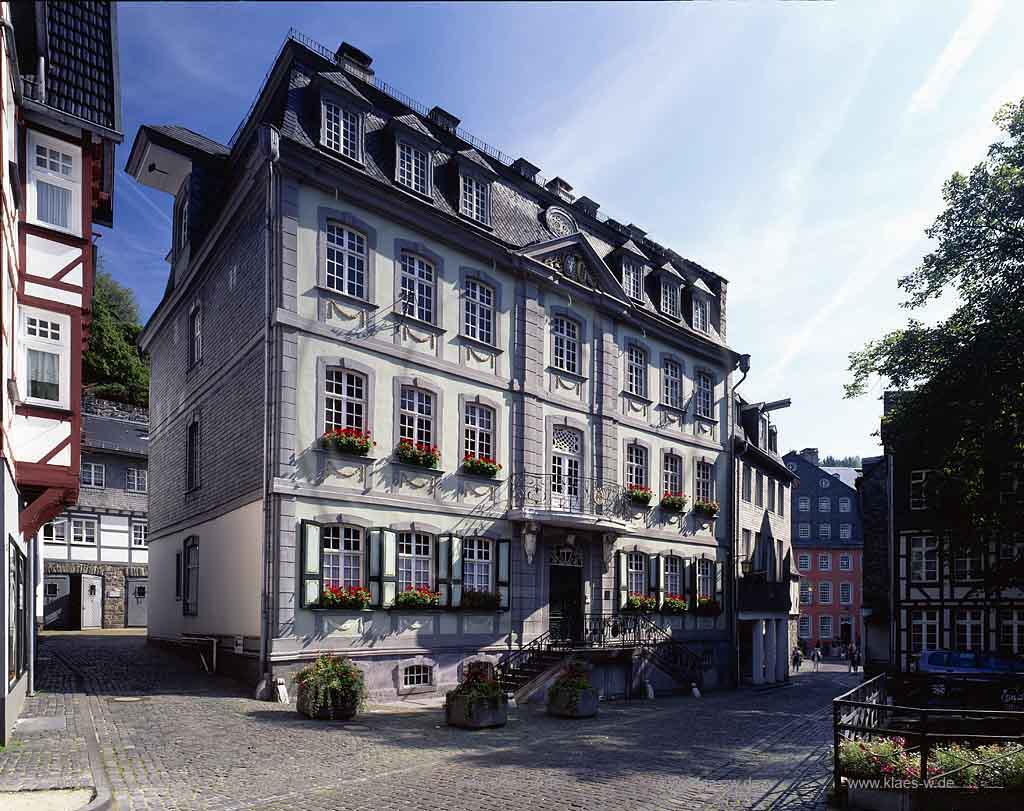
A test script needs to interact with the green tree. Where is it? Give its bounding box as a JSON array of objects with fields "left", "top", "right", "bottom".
[
  {"left": 83, "top": 268, "right": 149, "bottom": 406},
  {"left": 821, "top": 455, "right": 862, "bottom": 468},
  {"left": 846, "top": 98, "right": 1024, "bottom": 586}
]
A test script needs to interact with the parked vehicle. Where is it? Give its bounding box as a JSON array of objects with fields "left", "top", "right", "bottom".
[{"left": 914, "top": 650, "right": 1024, "bottom": 675}]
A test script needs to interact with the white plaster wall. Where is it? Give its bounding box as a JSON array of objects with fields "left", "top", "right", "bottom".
[{"left": 10, "top": 415, "right": 72, "bottom": 464}]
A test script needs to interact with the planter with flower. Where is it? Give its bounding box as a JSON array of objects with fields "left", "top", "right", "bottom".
[
  {"left": 692, "top": 498, "right": 720, "bottom": 518},
  {"left": 294, "top": 654, "right": 367, "bottom": 720},
  {"left": 660, "top": 492, "right": 688, "bottom": 512},
  {"left": 462, "top": 454, "right": 502, "bottom": 478},
  {"left": 393, "top": 586, "right": 441, "bottom": 609},
  {"left": 460, "top": 589, "right": 501, "bottom": 611},
  {"left": 315, "top": 585, "right": 372, "bottom": 610},
  {"left": 445, "top": 661, "right": 508, "bottom": 729},
  {"left": 624, "top": 593, "right": 657, "bottom": 613},
  {"left": 395, "top": 439, "right": 440, "bottom": 469},
  {"left": 546, "top": 662, "right": 599, "bottom": 718},
  {"left": 662, "top": 593, "right": 690, "bottom": 615},
  {"left": 625, "top": 485, "right": 653, "bottom": 507},
  {"left": 320, "top": 427, "right": 375, "bottom": 456},
  {"left": 693, "top": 597, "right": 722, "bottom": 617}
]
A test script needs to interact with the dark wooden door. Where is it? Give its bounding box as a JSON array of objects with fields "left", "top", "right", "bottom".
[{"left": 549, "top": 565, "right": 583, "bottom": 641}]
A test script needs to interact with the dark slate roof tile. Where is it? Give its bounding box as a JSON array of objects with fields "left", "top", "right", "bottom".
[
  {"left": 148, "top": 125, "right": 230, "bottom": 157},
  {"left": 83, "top": 415, "right": 149, "bottom": 457},
  {"left": 318, "top": 71, "right": 371, "bottom": 105},
  {"left": 392, "top": 112, "right": 437, "bottom": 141}
]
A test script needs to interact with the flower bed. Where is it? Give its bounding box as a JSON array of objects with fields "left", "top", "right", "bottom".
[
  {"left": 693, "top": 597, "right": 721, "bottom": 616},
  {"left": 625, "top": 485, "right": 653, "bottom": 506},
  {"left": 393, "top": 586, "right": 441, "bottom": 608},
  {"left": 445, "top": 661, "right": 507, "bottom": 729},
  {"left": 460, "top": 590, "right": 501, "bottom": 611},
  {"left": 662, "top": 593, "right": 689, "bottom": 614},
  {"left": 395, "top": 439, "right": 440, "bottom": 468},
  {"left": 320, "top": 428, "right": 375, "bottom": 456},
  {"left": 547, "top": 663, "right": 599, "bottom": 718},
  {"left": 315, "top": 585, "right": 371, "bottom": 610},
  {"left": 294, "top": 655, "right": 367, "bottom": 720},
  {"left": 624, "top": 593, "right": 657, "bottom": 612},
  {"left": 660, "top": 492, "right": 688, "bottom": 512},
  {"left": 693, "top": 498, "right": 720, "bottom": 517},
  {"left": 462, "top": 454, "right": 502, "bottom": 477}
]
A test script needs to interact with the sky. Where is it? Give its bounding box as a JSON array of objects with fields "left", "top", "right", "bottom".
[{"left": 103, "top": 0, "right": 1024, "bottom": 459}]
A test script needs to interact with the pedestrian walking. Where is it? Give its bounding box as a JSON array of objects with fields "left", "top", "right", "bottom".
[
  {"left": 812, "top": 645, "right": 822, "bottom": 672},
  {"left": 848, "top": 644, "right": 856, "bottom": 673},
  {"left": 853, "top": 647, "right": 862, "bottom": 673},
  {"left": 792, "top": 647, "right": 802, "bottom": 672}
]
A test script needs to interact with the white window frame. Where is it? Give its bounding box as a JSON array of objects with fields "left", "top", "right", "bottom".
[
  {"left": 819, "top": 523, "right": 831, "bottom": 539},
  {"left": 839, "top": 497, "right": 851, "bottom": 513},
  {"left": 623, "top": 262, "right": 643, "bottom": 301},
  {"left": 625, "top": 444, "right": 648, "bottom": 489},
  {"left": 663, "top": 453, "right": 683, "bottom": 496},
  {"left": 402, "top": 663, "right": 433, "bottom": 688},
  {"left": 189, "top": 302, "right": 203, "bottom": 368},
  {"left": 798, "top": 496, "right": 810, "bottom": 512},
  {"left": 999, "top": 609, "right": 1024, "bottom": 654},
  {"left": 131, "top": 523, "right": 148, "bottom": 547},
  {"left": 839, "top": 523, "right": 851, "bottom": 540},
  {"left": 661, "top": 279, "right": 680, "bottom": 317},
  {"left": 126, "top": 468, "right": 148, "bottom": 493},
  {"left": 463, "top": 402, "right": 494, "bottom": 461},
  {"left": 625, "top": 346, "right": 647, "bottom": 398},
  {"left": 695, "top": 372, "right": 714, "bottom": 419},
  {"left": 798, "top": 615, "right": 811, "bottom": 639},
  {"left": 397, "top": 141, "right": 429, "bottom": 195},
  {"left": 324, "top": 221, "right": 368, "bottom": 299},
  {"left": 818, "top": 497, "right": 831, "bottom": 512},
  {"left": 799, "top": 581, "right": 811, "bottom": 605},
  {"left": 665, "top": 556, "right": 682, "bottom": 596},
  {"left": 839, "top": 582, "right": 852, "bottom": 605},
  {"left": 323, "top": 525, "right": 364, "bottom": 589},
  {"left": 399, "top": 386, "right": 435, "bottom": 448},
  {"left": 463, "top": 538, "right": 493, "bottom": 593},
  {"left": 322, "top": 99, "right": 361, "bottom": 161},
  {"left": 692, "top": 295, "right": 709, "bottom": 333},
  {"left": 460, "top": 173, "right": 489, "bottom": 224},
  {"left": 955, "top": 609, "right": 984, "bottom": 651},
  {"left": 819, "top": 582, "right": 833, "bottom": 604},
  {"left": 839, "top": 553, "right": 852, "bottom": 571},
  {"left": 398, "top": 532, "right": 433, "bottom": 591},
  {"left": 399, "top": 253, "right": 435, "bottom": 324},
  {"left": 910, "top": 609, "right": 939, "bottom": 653},
  {"left": 818, "top": 553, "right": 831, "bottom": 571},
  {"left": 42, "top": 518, "right": 67, "bottom": 544},
  {"left": 798, "top": 553, "right": 810, "bottom": 571},
  {"left": 81, "top": 463, "right": 105, "bottom": 489},
  {"left": 819, "top": 615, "right": 833, "bottom": 640},
  {"left": 21, "top": 307, "right": 71, "bottom": 409},
  {"left": 552, "top": 316, "right": 580, "bottom": 375},
  {"left": 910, "top": 536, "right": 939, "bottom": 583},
  {"left": 626, "top": 552, "right": 646, "bottom": 594},
  {"left": 325, "top": 369, "right": 367, "bottom": 433},
  {"left": 662, "top": 358, "right": 682, "bottom": 408},
  {"left": 697, "top": 558, "right": 715, "bottom": 599},
  {"left": 798, "top": 523, "right": 810, "bottom": 539},
  {"left": 70, "top": 517, "right": 98, "bottom": 546},
  {"left": 463, "top": 278, "right": 495, "bottom": 345},
  {"left": 27, "top": 130, "right": 81, "bottom": 235},
  {"left": 695, "top": 460, "right": 715, "bottom": 503},
  {"left": 953, "top": 550, "right": 983, "bottom": 582}
]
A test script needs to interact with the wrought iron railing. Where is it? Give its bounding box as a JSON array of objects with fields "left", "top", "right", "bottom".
[
  {"left": 495, "top": 630, "right": 553, "bottom": 689},
  {"left": 509, "top": 473, "right": 627, "bottom": 517}
]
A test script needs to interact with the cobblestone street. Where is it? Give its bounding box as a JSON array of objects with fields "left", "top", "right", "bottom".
[{"left": 1, "top": 634, "right": 857, "bottom": 810}]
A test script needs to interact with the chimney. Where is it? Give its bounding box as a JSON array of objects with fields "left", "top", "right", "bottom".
[
  {"left": 545, "top": 176, "right": 574, "bottom": 202},
  {"left": 335, "top": 42, "right": 374, "bottom": 80},
  {"left": 573, "top": 196, "right": 600, "bottom": 218},
  {"left": 627, "top": 223, "right": 647, "bottom": 241},
  {"left": 800, "top": 448, "right": 819, "bottom": 465},
  {"left": 428, "top": 106, "right": 460, "bottom": 134},
  {"left": 511, "top": 157, "right": 540, "bottom": 182}
]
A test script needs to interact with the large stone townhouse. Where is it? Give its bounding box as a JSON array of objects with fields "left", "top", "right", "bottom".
[
  {"left": 128, "top": 31, "right": 759, "bottom": 701},
  {"left": 1, "top": 3, "right": 122, "bottom": 742}
]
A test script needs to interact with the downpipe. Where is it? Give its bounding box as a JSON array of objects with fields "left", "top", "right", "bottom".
[{"left": 730, "top": 354, "right": 751, "bottom": 689}]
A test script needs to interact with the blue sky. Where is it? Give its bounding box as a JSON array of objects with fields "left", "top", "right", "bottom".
[{"left": 104, "top": 1, "right": 1024, "bottom": 458}]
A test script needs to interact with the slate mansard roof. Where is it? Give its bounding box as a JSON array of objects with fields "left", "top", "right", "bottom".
[{"left": 83, "top": 415, "right": 149, "bottom": 458}]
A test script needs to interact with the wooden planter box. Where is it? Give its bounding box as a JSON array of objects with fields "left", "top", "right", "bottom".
[
  {"left": 295, "top": 684, "right": 361, "bottom": 721},
  {"left": 547, "top": 686, "right": 599, "bottom": 718},
  {"left": 445, "top": 693, "right": 508, "bottom": 729}
]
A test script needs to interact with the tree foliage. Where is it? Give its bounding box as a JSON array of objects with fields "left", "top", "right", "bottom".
[
  {"left": 821, "top": 455, "right": 862, "bottom": 468},
  {"left": 846, "top": 98, "right": 1024, "bottom": 587},
  {"left": 83, "top": 268, "right": 149, "bottom": 406}
]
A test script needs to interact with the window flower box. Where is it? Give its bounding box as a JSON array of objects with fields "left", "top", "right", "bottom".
[
  {"left": 462, "top": 454, "right": 502, "bottom": 478},
  {"left": 693, "top": 597, "right": 722, "bottom": 617},
  {"left": 395, "top": 439, "right": 440, "bottom": 468},
  {"left": 693, "top": 498, "right": 720, "bottom": 517},
  {"left": 662, "top": 594, "right": 690, "bottom": 614},
  {"left": 445, "top": 662, "right": 507, "bottom": 729},
  {"left": 393, "top": 586, "right": 441, "bottom": 609},
  {"left": 294, "top": 655, "right": 367, "bottom": 721},
  {"left": 321, "top": 428, "right": 375, "bottom": 456},
  {"left": 624, "top": 593, "right": 657, "bottom": 612},
  {"left": 315, "top": 585, "right": 371, "bottom": 610},
  {"left": 547, "top": 663, "right": 599, "bottom": 718},
  {"left": 625, "top": 485, "right": 653, "bottom": 506},
  {"left": 660, "top": 492, "right": 688, "bottom": 512},
  {"left": 460, "top": 590, "right": 501, "bottom": 611}
]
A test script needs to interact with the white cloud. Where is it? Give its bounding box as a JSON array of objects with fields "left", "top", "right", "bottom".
[{"left": 906, "top": 0, "right": 1003, "bottom": 116}]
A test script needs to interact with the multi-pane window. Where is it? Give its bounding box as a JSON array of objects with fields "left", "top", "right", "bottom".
[
  {"left": 403, "top": 664, "right": 432, "bottom": 687},
  {"left": 798, "top": 496, "right": 810, "bottom": 512},
  {"left": 42, "top": 519, "right": 66, "bottom": 543},
  {"left": 663, "top": 453, "right": 682, "bottom": 496},
  {"left": 839, "top": 554, "right": 852, "bottom": 571},
  {"left": 910, "top": 609, "right": 939, "bottom": 653},
  {"left": 623, "top": 262, "right": 643, "bottom": 300},
  {"left": 184, "top": 538, "right": 200, "bottom": 616},
  {"left": 625, "top": 444, "right": 648, "bottom": 489},
  {"left": 661, "top": 280, "right": 680, "bottom": 317},
  {"left": 693, "top": 296, "right": 709, "bottom": 333},
  {"left": 460, "top": 174, "right": 488, "bottom": 224},
  {"left": 695, "top": 372, "right": 713, "bottom": 419},
  {"left": 755, "top": 472, "right": 764, "bottom": 506},
  {"left": 323, "top": 526, "right": 363, "bottom": 589},
  {"left": 399, "top": 253, "right": 435, "bottom": 323},
  {"left": 798, "top": 554, "right": 810, "bottom": 571},
  {"left": 665, "top": 556, "right": 682, "bottom": 596},
  {"left": 697, "top": 559, "right": 715, "bottom": 599},
  {"left": 818, "top": 497, "right": 831, "bottom": 512},
  {"left": 798, "top": 523, "right": 810, "bottom": 538},
  {"left": 955, "top": 609, "right": 984, "bottom": 651},
  {"left": 31, "top": 136, "right": 77, "bottom": 231},
  {"left": 626, "top": 552, "right": 646, "bottom": 594},
  {"left": 626, "top": 346, "right": 647, "bottom": 398},
  {"left": 798, "top": 615, "right": 811, "bottom": 638},
  {"left": 910, "top": 536, "right": 938, "bottom": 582},
  {"left": 397, "top": 142, "right": 429, "bottom": 194},
  {"left": 839, "top": 497, "right": 851, "bottom": 513},
  {"left": 81, "top": 463, "right": 105, "bottom": 488},
  {"left": 819, "top": 523, "right": 832, "bottom": 539},
  {"left": 820, "top": 615, "right": 834, "bottom": 640},
  {"left": 742, "top": 464, "right": 752, "bottom": 502},
  {"left": 126, "top": 468, "right": 148, "bottom": 493},
  {"left": 662, "top": 359, "right": 682, "bottom": 408},
  {"left": 552, "top": 316, "right": 580, "bottom": 375},
  {"left": 800, "top": 581, "right": 811, "bottom": 604},
  {"left": 186, "top": 418, "right": 201, "bottom": 491},
  {"left": 322, "top": 100, "right": 360, "bottom": 160},
  {"left": 189, "top": 303, "right": 203, "bottom": 367},
  {"left": 24, "top": 309, "right": 67, "bottom": 405},
  {"left": 132, "top": 523, "right": 148, "bottom": 547},
  {"left": 999, "top": 609, "right": 1024, "bottom": 654},
  {"left": 819, "top": 582, "right": 833, "bottom": 604},
  {"left": 954, "top": 550, "right": 983, "bottom": 582},
  {"left": 768, "top": 477, "right": 776, "bottom": 512},
  {"left": 463, "top": 538, "right": 492, "bottom": 592},
  {"left": 463, "top": 279, "right": 495, "bottom": 344},
  {"left": 399, "top": 387, "right": 434, "bottom": 447},
  {"left": 910, "top": 470, "right": 928, "bottom": 510},
  {"left": 778, "top": 482, "right": 786, "bottom": 517},
  {"left": 324, "top": 369, "right": 366, "bottom": 433},
  {"left": 695, "top": 461, "right": 714, "bottom": 502},
  {"left": 70, "top": 518, "right": 97, "bottom": 545},
  {"left": 840, "top": 582, "right": 852, "bottom": 604},
  {"left": 818, "top": 553, "right": 831, "bottom": 571},
  {"left": 551, "top": 426, "right": 582, "bottom": 509},
  {"left": 398, "top": 532, "right": 433, "bottom": 591},
  {"left": 26, "top": 316, "right": 60, "bottom": 340},
  {"left": 839, "top": 523, "right": 851, "bottom": 539},
  {"left": 324, "top": 222, "right": 367, "bottom": 299},
  {"left": 463, "top": 403, "right": 494, "bottom": 460}
]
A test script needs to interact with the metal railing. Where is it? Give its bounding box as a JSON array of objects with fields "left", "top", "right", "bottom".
[{"left": 509, "top": 472, "right": 627, "bottom": 518}]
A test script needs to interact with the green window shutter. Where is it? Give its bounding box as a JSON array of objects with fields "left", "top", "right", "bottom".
[
  {"left": 381, "top": 529, "right": 398, "bottom": 607},
  {"left": 437, "top": 534, "right": 452, "bottom": 607},
  {"left": 617, "top": 550, "right": 627, "bottom": 610},
  {"left": 451, "top": 536, "right": 463, "bottom": 608},
  {"left": 368, "top": 528, "right": 383, "bottom": 606},
  {"left": 497, "top": 538, "right": 510, "bottom": 610},
  {"left": 652, "top": 554, "right": 665, "bottom": 609},
  {"left": 715, "top": 559, "right": 725, "bottom": 604},
  {"left": 687, "top": 556, "right": 697, "bottom": 610},
  {"left": 300, "top": 520, "right": 323, "bottom": 609}
]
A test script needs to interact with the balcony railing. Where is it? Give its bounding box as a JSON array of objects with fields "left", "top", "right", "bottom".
[
  {"left": 509, "top": 472, "right": 626, "bottom": 517},
  {"left": 737, "top": 577, "right": 792, "bottom": 614}
]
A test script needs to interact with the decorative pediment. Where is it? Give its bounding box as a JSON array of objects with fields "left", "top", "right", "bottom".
[
  {"left": 544, "top": 206, "right": 578, "bottom": 237},
  {"left": 550, "top": 545, "right": 584, "bottom": 567},
  {"left": 540, "top": 248, "right": 595, "bottom": 287},
  {"left": 516, "top": 232, "right": 629, "bottom": 305}
]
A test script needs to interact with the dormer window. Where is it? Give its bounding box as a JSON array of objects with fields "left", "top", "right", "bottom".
[
  {"left": 693, "top": 296, "right": 710, "bottom": 333},
  {"left": 661, "top": 280, "right": 680, "bottom": 317},
  {"left": 623, "top": 262, "right": 643, "bottom": 301},
  {"left": 398, "top": 142, "right": 429, "bottom": 195},
  {"left": 460, "top": 173, "right": 488, "bottom": 224},
  {"left": 323, "top": 99, "right": 361, "bottom": 161}
]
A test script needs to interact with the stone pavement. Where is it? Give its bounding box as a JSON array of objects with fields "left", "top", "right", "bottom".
[{"left": 1, "top": 633, "right": 859, "bottom": 811}]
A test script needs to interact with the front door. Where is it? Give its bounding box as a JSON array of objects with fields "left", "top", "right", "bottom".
[
  {"left": 125, "top": 578, "right": 148, "bottom": 627},
  {"left": 81, "top": 575, "right": 103, "bottom": 629},
  {"left": 43, "top": 575, "right": 71, "bottom": 629},
  {"left": 549, "top": 565, "right": 583, "bottom": 642},
  {"left": 840, "top": 617, "right": 852, "bottom": 645}
]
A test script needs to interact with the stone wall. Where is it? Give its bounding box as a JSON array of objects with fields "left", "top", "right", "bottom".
[{"left": 45, "top": 560, "right": 148, "bottom": 628}]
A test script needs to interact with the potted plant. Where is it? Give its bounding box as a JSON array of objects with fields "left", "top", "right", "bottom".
[
  {"left": 294, "top": 654, "right": 367, "bottom": 720},
  {"left": 624, "top": 593, "right": 657, "bottom": 612},
  {"left": 445, "top": 662, "right": 508, "bottom": 729},
  {"left": 546, "top": 663, "right": 599, "bottom": 718},
  {"left": 660, "top": 492, "right": 688, "bottom": 512},
  {"left": 393, "top": 586, "right": 441, "bottom": 609},
  {"left": 625, "top": 485, "right": 653, "bottom": 506},
  {"left": 692, "top": 498, "right": 720, "bottom": 518},
  {"left": 316, "top": 585, "right": 372, "bottom": 610},
  {"left": 395, "top": 439, "right": 440, "bottom": 468},
  {"left": 462, "top": 453, "right": 502, "bottom": 478},
  {"left": 320, "top": 427, "right": 375, "bottom": 456},
  {"left": 693, "top": 596, "right": 722, "bottom": 617},
  {"left": 460, "top": 590, "right": 501, "bottom": 611},
  {"left": 662, "top": 593, "right": 689, "bottom": 614}
]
